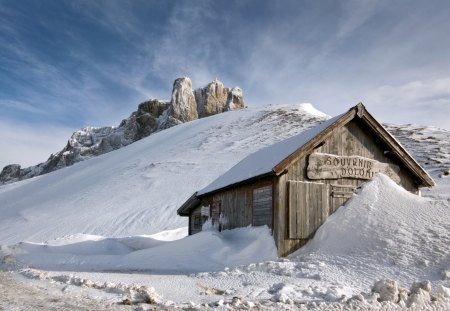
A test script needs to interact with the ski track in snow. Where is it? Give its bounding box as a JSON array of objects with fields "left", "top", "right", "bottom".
[{"left": 1, "top": 104, "right": 450, "bottom": 310}]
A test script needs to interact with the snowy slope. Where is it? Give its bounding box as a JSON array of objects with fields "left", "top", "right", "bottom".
[
  {"left": 0, "top": 103, "right": 327, "bottom": 244},
  {"left": 1, "top": 103, "right": 449, "bottom": 310},
  {"left": 5, "top": 174, "right": 448, "bottom": 309}
]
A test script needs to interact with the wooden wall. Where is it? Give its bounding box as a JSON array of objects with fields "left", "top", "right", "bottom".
[
  {"left": 190, "top": 178, "right": 274, "bottom": 232},
  {"left": 283, "top": 119, "right": 418, "bottom": 211},
  {"left": 189, "top": 207, "right": 202, "bottom": 235},
  {"left": 274, "top": 119, "right": 420, "bottom": 256}
]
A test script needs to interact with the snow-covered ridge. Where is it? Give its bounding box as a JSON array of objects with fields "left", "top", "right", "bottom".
[
  {"left": 0, "top": 77, "right": 245, "bottom": 185},
  {"left": 384, "top": 123, "right": 450, "bottom": 178}
]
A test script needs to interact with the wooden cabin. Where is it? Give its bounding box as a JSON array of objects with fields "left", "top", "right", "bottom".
[{"left": 177, "top": 103, "right": 434, "bottom": 256}]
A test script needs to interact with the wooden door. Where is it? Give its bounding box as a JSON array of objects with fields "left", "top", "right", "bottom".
[{"left": 288, "top": 181, "right": 330, "bottom": 239}]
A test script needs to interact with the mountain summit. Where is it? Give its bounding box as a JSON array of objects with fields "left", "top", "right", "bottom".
[{"left": 0, "top": 77, "right": 245, "bottom": 185}]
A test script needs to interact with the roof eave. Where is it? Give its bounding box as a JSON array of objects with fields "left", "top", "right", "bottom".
[
  {"left": 177, "top": 192, "right": 201, "bottom": 216},
  {"left": 197, "top": 171, "right": 275, "bottom": 198}
]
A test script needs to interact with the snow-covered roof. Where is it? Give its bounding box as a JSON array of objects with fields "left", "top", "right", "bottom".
[{"left": 197, "top": 113, "right": 345, "bottom": 196}]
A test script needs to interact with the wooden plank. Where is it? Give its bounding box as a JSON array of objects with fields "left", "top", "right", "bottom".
[
  {"left": 303, "top": 182, "right": 310, "bottom": 238},
  {"left": 291, "top": 181, "right": 298, "bottom": 239},
  {"left": 287, "top": 181, "right": 330, "bottom": 239},
  {"left": 296, "top": 181, "right": 303, "bottom": 238},
  {"left": 330, "top": 184, "right": 355, "bottom": 188}
]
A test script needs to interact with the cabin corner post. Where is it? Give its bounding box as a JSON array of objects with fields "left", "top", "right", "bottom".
[
  {"left": 188, "top": 214, "right": 191, "bottom": 236},
  {"left": 273, "top": 173, "right": 296, "bottom": 257}
]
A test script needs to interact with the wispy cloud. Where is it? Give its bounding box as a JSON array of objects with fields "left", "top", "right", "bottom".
[
  {"left": 0, "top": 99, "right": 47, "bottom": 115},
  {"left": 365, "top": 77, "right": 450, "bottom": 128},
  {"left": 150, "top": 2, "right": 221, "bottom": 88},
  {"left": 368, "top": 78, "right": 450, "bottom": 105},
  {"left": 0, "top": 3, "right": 148, "bottom": 127},
  {"left": 0, "top": 119, "right": 74, "bottom": 169},
  {"left": 336, "top": 0, "right": 378, "bottom": 39}
]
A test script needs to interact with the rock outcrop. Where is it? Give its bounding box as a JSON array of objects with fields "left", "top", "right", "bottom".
[
  {"left": 0, "top": 77, "right": 244, "bottom": 185},
  {"left": 0, "top": 164, "right": 21, "bottom": 182},
  {"left": 224, "top": 87, "right": 245, "bottom": 112},
  {"left": 195, "top": 79, "right": 245, "bottom": 117},
  {"left": 169, "top": 77, "right": 198, "bottom": 122}
]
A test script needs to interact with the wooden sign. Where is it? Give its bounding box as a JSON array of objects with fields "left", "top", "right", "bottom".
[{"left": 307, "top": 153, "right": 400, "bottom": 183}]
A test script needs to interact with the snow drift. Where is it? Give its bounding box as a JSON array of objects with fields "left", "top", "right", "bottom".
[
  {"left": 293, "top": 174, "right": 449, "bottom": 291},
  {"left": 11, "top": 226, "right": 277, "bottom": 273}
]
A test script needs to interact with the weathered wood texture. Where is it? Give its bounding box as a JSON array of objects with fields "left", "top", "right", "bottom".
[
  {"left": 283, "top": 119, "right": 418, "bottom": 208},
  {"left": 194, "top": 178, "right": 274, "bottom": 231},
  {"left": 288, "top": 181, "right": 329, "bottom": 239},
  {"left": 274, "top": 174, "right": 308, "bottom": 256},
  {"left": 307, "top": 153, "right": 400, "bottom": 183},
  {"left": 274, "top": 119, "right": 420, "bottom": 256},
  {"left": 252, "top": 184, "right": 273, "bottom": 228}
]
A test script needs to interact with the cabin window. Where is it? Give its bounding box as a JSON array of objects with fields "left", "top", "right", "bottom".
[
  {"left": 252, "top": 184, "right": 273, "bottom": 229},
  {"left": 189, "top": 212, "right": 203, "bottom": 235}
]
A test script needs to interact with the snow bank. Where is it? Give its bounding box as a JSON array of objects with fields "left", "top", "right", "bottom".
[
  {"left": 297, "top": 174, "right": 448, "bottom": 267},
  {"left": 293, "top": 174, "right": 450, "bottom": 288},
  {"left": 12, "top": 226, "right": 277, "bottom": 273}
]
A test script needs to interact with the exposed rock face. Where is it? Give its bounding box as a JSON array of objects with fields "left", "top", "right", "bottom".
[
  {"left": 0, "top": 77, "right": 244, "bottom": 185},
  {"left": 195, "top": 79, "right": 229, "bottom": 117},
  {"left": 224, "top": 87, "right": 245, "bottom": 112},
  {"left": 135, "top": 99, "right": 169, "bottom": 138},
  {"left": 195, "top": 79, "right": 245, "bottom": 117},
  {"left": 0, "top": 164, "right": 21, "bottom": 183},
  {"left": 169, "top": 77, "right": 198, "bottom": 123}
]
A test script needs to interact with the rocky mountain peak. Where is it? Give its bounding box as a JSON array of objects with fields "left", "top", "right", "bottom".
[
  {"left": 168, "top": 77, "right": 198, "bottom": 123},
  {"left": 194, "top": 79, "right": 244, "bottom": 118},
  {"left": 0, "top": 77, "right": 245, "bottom": 185}
]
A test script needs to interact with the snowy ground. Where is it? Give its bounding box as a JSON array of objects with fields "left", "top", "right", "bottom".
[{"left": 1, "top": 104, "right": 449, "bottom": 310}]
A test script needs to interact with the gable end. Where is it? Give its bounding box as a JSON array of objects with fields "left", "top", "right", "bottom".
[{"left": 273, "top": 103, "right": 434, "bottom": 188}]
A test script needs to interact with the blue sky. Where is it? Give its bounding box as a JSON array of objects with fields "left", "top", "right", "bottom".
[{"left": 1, "top": 0, "right": 450, "bottom": 168}]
